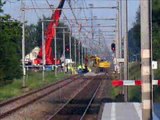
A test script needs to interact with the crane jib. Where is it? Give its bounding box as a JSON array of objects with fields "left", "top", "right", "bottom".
[{"left": 34, "top": 0, "right": 66, "bottom": 65}]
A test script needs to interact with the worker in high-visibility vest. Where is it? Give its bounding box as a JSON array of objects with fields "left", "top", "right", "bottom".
[
  {"left": 71, "top": 67, "right": 77, "bottom": 74},
  {"left": 77, "top": 65, "right": 83, "bottom": 74},
  {"left": 82, "top": 65, "right": 89, "bottom": 73},
  {"left": 78, "top": 65, "right": 82, "bottom": 70},
  {"left": 88, "top": 67, "right": 92, "bottom": 72}
]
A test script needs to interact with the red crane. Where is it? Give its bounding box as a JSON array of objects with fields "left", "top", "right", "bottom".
[{"left": 34, "top": 0, "right": 66, "bottom": 65}]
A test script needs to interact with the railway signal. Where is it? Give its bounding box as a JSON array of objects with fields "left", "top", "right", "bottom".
[
  {"left": 65, "top": 45, "right": 70, "bottom": 52},
  {"left": 65, "top": 45, "right": 70, "bottom": 58},
  {"left": 111, "top": 43, "right": 115, "bottom": 52}
]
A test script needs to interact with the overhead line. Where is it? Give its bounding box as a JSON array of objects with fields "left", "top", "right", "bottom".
[
  {"left": 67, "top": 0, "right": 79, "bottom": 25},
  {"left": 66, "top": 1, "right": 95, "bottom": 38},
  {"left": 33, "top": 0, "right": 39, "bottom": 8},
  {"left": 23, "top": 6, "right": 117, "bottom": 10},
  {"left": 71, "top": 25, "right": 116, "bottom": 28},
  {"left": 45, "top": 0, "right": 51, "bottom": 8},
  {"left": 63, "top": 18, "right": 117, "bottom": 21},
  {"left": 82, "top": 0, "right": 89, "bottom": 21},
  {"left": 30, "top": 0, "right": 40, "bottom": 19}
]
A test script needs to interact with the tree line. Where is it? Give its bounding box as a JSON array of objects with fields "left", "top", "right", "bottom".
[
  {"left": 128, "top": 0, "right": 160, "bottom": 101},
  {"left": 128, "top": 0, "right": 160, "bottom": 61},
  {"left": 1, "top": 0, "right": 160, "bottom": 84},
  {"left": 25, "top": 18, "right": 80, "bottom": 60},
  {"left": 0, "top": 0, "right": 22, "bottom": 84},
  {"left": 0, "top": 0, "right": 81, "bottom": 84}
]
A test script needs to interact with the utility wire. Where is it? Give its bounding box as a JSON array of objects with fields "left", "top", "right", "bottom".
[
  {"left": 44, "top": 0, "right": 72, "bottom": 27},
  {"left": 67, "top": 0, "right": 79, "bottom": 25},
  {"left": 31, "top": 0, "right": 41, "bottom": 19},
  {"left": 67, "top": 1, "right": 91, "bottom": 38},
  {"left": 33, "top": 0, "right": 39, "bottom": 7},
  {"left": 45, "top": 0, "right": 51, "bottom": 7},
  {"left": 82, "top": 0, "right": 88, "bottom": 19},
  {"left": 4, "top": 0, "right": 17, "bottom": 3}
]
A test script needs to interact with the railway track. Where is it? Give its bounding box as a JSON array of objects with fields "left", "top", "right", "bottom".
[
  {"left": 47, "top": 76, "right": 103, "bottom": 120},
  {"left": 0, "top": 75, "right": 80, "bottom": 119},
  {"left": 0, "top": 74, "right": 112, "bottom": 120}
]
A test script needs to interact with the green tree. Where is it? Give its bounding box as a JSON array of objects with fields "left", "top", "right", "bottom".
[
  {"left": 0, "top": 2, "right": 22, "bottom": 83},
  {"left": 128, "top": 1, "right": 160, "bottom": 61},
  {"left": 128, "top": 0, "right": 160, "bottom": 60},
  {"left": 152, "top": 0, "right": 160, "bottom": 102},
  {"left": 25, "top": 24, "right": 39, "bottom": 53},
  {"left": 128, "top": 8, "right": 140, "bottom": 61},
  {"left": 25, "top": 18, "right": 78, "bottom": 62},
  {"left": 0, "top": 0, "right": 5, "bottom": 12},
  {"left": 152, "top": 0, "right": 160, "bottom": 60}
]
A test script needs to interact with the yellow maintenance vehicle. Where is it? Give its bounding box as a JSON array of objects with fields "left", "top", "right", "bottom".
[{"left": 89, "top": 56, "right": 111, "bottom": 73}]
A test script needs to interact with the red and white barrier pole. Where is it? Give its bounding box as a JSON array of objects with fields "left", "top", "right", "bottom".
[{"left": 112, "top": 80, "right": 160, "bottom": 87}]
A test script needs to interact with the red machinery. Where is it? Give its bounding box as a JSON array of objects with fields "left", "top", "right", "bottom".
[{"left": 34, "top": 0, "right": 66, "bottom": 65}]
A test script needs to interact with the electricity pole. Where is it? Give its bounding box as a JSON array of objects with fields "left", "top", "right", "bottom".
[
  {"left": 140, "top": 0, "right": 152, "bottom": 119},
  {"left": 119, "top": 0, "right": 123, "bottom": 80},
  {"left": 89, "top": 4, "right": 94, "bottom": 41},
  {"left": 42, "top": 20, "right": 45, "bottom": 81},
  {"left": 69, "top": 31, "right": 72, "bottom": 60},
  {"left": 78, "top": 33, "right": 81, "bottom": 65},
  {"left": 54, "top": 25, "right": 57, "bottom": 76},
  {"left": 116, "top": 1, "right": 119, "bottom": 62},
  {"left": 81, "top": 47, "right": 83, "bottom": 65},
  {"left": 124, "top": 0, "right": 128, "bottom": 102},
  {"left": 119, "top": 0, "right": 122, "bottom": 60},
  {"left": 21, "top": 0, "right": 26, "bottom": 87},
  {"left": 74, "top": 39, "right": 77, "bottom": 66},
  {"left": 63, "top": 28, "right": 66, "bottom": 65}
]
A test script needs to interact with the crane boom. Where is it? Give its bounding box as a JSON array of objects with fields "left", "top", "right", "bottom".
[{"left": 34, "top": 0, "right": 66, "bottom": 65}]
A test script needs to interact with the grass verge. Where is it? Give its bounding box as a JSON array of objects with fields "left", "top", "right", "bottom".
[
  {"left": 111, "top": 62, "right": 141, "bottom": 102},
  {"left": 0, "top": 71, "right": 69, "bottom": 102}
]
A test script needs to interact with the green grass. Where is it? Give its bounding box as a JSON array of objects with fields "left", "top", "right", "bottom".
[
  {"left": 112, "top": 62, "right": 160, "bottom": 102},
  {"left": 128, "top": 62, "right": 160, "bottom": 102},
  {"left": 111, "top": 62, "right": 141, "bottom": 102},
  {"left": 128, "top": 62, "right": 141, "bottom": 80},
  {"left": 153, "top": 68, "right": 160, "bottom": 102},
  {"left": 0, "top": 71, "right": 69, "bottom": 102},
  {"left": 111, "top": 86, "right": 123, "bottom": 101},
  {"left": 128, "top": 62, "right": 141, "bottom": 102}
]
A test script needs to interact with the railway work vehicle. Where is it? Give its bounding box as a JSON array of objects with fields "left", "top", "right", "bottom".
[{"left": 89, "top": 55, "right": 111, "bottom": 73}]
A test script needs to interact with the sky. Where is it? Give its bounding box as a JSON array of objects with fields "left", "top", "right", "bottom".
[
  {"left": 2, "top": 0, "right": 139, "bottom": 55},
  {"left": 2, "top": 0, "right": 139, "bottom": 27}
]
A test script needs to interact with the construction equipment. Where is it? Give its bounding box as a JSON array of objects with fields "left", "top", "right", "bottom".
[
  {"left": 33, "top": 0, "right": 66, "bottom": 65},
  {"left": 89, "top": 55, "right": 110, "bottom": 72}
]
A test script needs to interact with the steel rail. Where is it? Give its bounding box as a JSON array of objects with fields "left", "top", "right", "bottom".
[
  {"left": 47, "top": 76, "right": 102, "bottom": 120},
  {"left": 0, "top": 75, "right": 79, "bottom": 119},
  {"left": 80, "top": 80, "right": 102, "bottom": 120},
  {"left": 47, "top": 77, "right": 94, "bottom": 120}
]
